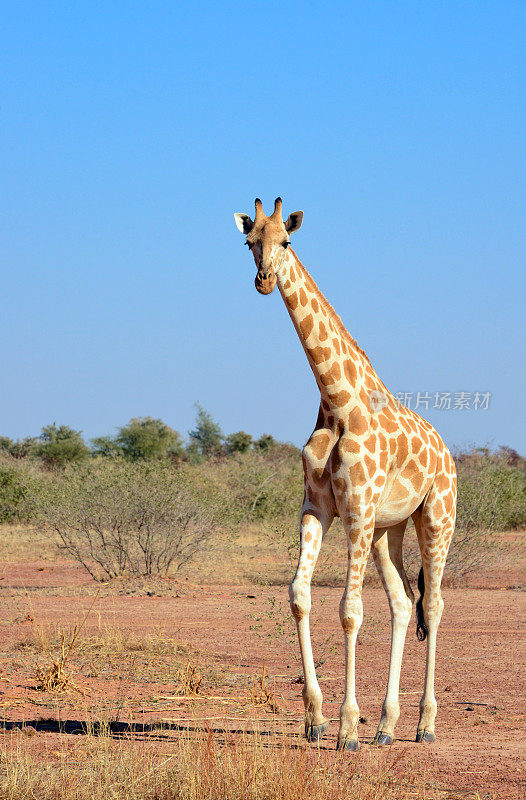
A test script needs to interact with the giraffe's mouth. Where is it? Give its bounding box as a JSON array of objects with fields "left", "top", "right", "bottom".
[{"left": 255, "top": 273, "right": 277, "bottom": 295}]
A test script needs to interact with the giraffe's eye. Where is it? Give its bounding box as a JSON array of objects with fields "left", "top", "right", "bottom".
[
  {"left": 245, "top": 241, "right": 252, "bottom": 247},
  {"left": 282, "top": 241, "right": 290, "bottom": 249}
]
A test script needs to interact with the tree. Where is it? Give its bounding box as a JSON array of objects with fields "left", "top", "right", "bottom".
[
  {"left": 0, "top": 437, "right": 14, "bottom": 453},
  {"left": 226, "top": 431, "right": 253, "bottom": 454},
  {"left": 188, "top": 404, "right": 224, "bottom": 457},
  {"left": 0, "top": 437, "right": 37, "bottom": 459},
  {"left": 254, "top": 434, "right": 277, "bottom": 452},
  {"left": 33, "top": 423, "right": 89, "bottom": 467},
  {"left": 116, "top": 417, "right": 184, "bottom": 460},
  {"left": 90, "top": 435, "right": 123, "bottom": 458}
]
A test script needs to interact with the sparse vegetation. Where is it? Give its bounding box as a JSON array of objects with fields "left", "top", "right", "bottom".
[
  {"left": 0, "top": 409, "right": 524, "bottom": 586},
  {"left": 31, "top": 460, "right": 219, "bottom": 580}
]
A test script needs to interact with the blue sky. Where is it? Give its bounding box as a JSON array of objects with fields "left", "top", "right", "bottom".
[{"left": 1, "top": 1, "right": 525, "bottom": 451}]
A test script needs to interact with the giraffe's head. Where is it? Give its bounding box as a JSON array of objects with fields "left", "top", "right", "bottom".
[{"left": 234, "top": 198, "right": 303, "bottom": 294}]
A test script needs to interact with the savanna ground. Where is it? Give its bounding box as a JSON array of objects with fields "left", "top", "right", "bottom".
[{"left": 0, "top": 520, "right": 524, "bottom": 800}]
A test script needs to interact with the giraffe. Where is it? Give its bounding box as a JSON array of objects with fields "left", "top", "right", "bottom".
[{"left": 234, "top": 197, "right": 457, "bottom": 750}]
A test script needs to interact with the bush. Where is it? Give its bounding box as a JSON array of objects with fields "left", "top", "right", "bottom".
[
  {"left": 33, "top": 423, "right": 89, "bottom": 467},
  {"left": 225, "top": 431, "right": 253, "bottom": 454},
  {"left": 198, "top": 447, "right": 303, "bottom": 524},
  {"left": 0, "top": 461, "right": 29, "bottom": 523},
  {"left": 115, "top": 417, "right": 184, "bottom": 460},
  {"left": 455, "top": 446, "right": 526, "bottom": 532},
  {"left": 254, "top": 434, "right": 277, "bottom": 452},
  {"left": 32, "top": 459, "right": 218, "bottom": 580}
]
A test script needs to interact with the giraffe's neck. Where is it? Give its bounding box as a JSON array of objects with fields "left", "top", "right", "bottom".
[{"left": 275, "top": 249, "right": 387, "bottom": 416}]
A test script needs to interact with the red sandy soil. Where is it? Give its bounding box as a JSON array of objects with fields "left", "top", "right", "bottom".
[{"left": 0, "top": 559, "right": 524, "bottom": 799}]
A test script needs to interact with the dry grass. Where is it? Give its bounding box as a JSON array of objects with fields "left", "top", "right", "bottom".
[
  {"left": 33, "top": 596, "right": 99, "bottom": 694},
  {"left": 0, "top": 722, "right": 453, "bottom": 800},
  {"left": 173, "top": 662, "right": 203, "bottom": 696},
  {"left": 0, "top": 523, "right": 51, "bottom": 561},
  {"left": 249, "top": 663, "right": 280, "bottom": 714},
  {"left": 34, "top": 629, "right": 81, "bottom": 694},
  {"left": 17, "top": 614, "right": 184, "bottom": 660}
]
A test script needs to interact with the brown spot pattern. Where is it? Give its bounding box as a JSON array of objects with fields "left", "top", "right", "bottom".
[
  {"left": 349, "top": 461, "right": 367, "bottom": 485},
  {"left": 330, "top": 389, "right": 352, "bottom": 407},
  {"left": 348, "top": 406, "right": 368, "bottom": 435},
  {"left": 396, "top": 434, "right": 409, "bottom": 465},
  {"left": 320, "top": 361, "right": 342, "bottom": 386},
  {"left": 308, "top": 345, "right": 331, "bottom": 365},
  {"left": 364, "top": 454, "right": 376, "bottom": 475},
  {"left": 300, "top": 314, "right": 314, "bottom": 339},
  {"left": 286, "top": 292, "right": 298, "bottom": 310},
  {"left": 332, "top": 476, "right": 347, "bottom": 493},
  {"left": 343, "top": 359, "right": 358, "bottom": 384},
  {"left": 378, "top": 407, "right": 399, "bottom": 433},
  {"left": 341, "top": 437, "right": 360, "bottom": 455},
  {"left": 364, "top": 434, "right": 376, "bottom": 452},
  {"left": 308, "top": 433, "right": 331, "bottom": 460}
]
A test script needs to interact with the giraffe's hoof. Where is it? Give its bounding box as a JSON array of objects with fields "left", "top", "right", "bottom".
[
  {"left": 416, "top": 729, "right": 436, "bottom": 744},
  {"left": 305, "top": 721, "right": 329, "bottom": 743},
  {"left": 336, "top": 736, "right": 360, "bottom": 751},
  {"left": 372, "top": 731, "right": 393, "bottom": 746}
]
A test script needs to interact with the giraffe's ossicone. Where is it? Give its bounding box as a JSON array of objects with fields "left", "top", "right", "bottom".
[{"left": 234, "top": 197, "right": 457, "bottom": 750}]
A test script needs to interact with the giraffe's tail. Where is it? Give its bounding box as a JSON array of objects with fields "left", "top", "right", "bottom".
[{"left": 415, "top": 567, "right": 428, "bottom": 641}]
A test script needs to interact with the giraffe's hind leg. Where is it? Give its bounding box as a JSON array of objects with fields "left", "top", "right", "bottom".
[
  {"left": 412, "top": 476, "right": 456, "bottom": 743},
  {"left": 371, "top": 520, "right": 414, "bottom": 745}
]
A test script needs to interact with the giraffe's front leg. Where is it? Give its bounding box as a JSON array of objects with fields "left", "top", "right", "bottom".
[
  {"left": 337, "top": 509, "right": 375, "bottom": 751},
  {"left": 289, "top": 505, "right": 333, "bottom": 743}
]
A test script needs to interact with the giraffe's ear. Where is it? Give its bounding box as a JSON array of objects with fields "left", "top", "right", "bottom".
[
  {"left": 284, "top": 211, "right": 304, "bottom": 233},
  {"left": 234, "top": 213, "right": 254, "bottom": 234}
]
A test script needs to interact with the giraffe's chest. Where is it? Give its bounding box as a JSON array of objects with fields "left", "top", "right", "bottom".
[{"left": 302, "top": 416, "right": 342, "bottom": 499}]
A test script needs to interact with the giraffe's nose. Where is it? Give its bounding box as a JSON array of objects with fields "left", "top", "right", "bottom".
[{"left": 255, "top": 269, "right": 277, "bottom": 295}]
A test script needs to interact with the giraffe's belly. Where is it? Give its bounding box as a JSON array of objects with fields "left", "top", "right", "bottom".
[
  {"left": 374, "top": 471, "right": 434, "bottom": 528},
  {"left": 374, "top": 495, "right": 424, "bottom": 528}
]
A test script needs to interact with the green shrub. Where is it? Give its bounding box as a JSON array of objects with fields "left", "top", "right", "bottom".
[
  {"left": 455, "top": 447, "right": 526, "bottom": 532},
  {"left": 33, "top": 423, "right": 89, "bottom": 467},
  {"left": 225, "top": 431, "right": 253, "bottom": 454},
  {"left": 0, "top": 462, "right": 28, "bottom": 523},
  {"left": 115, "top": 417, "right": 184, "bottom": 460},
  {"left": 196, "top": 447, "right": 303, "bottom": 525}
]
